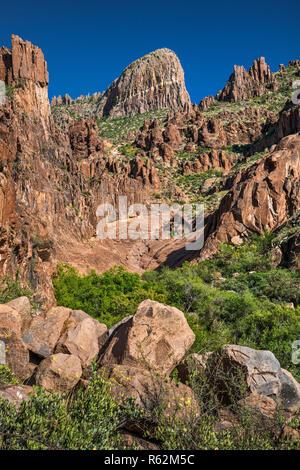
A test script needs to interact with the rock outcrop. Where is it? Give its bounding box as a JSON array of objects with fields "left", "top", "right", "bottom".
[
  {"left": 97, "top": 48, "right": 192, "bottom": 118},
  {"left": 216, "top": 57, "right": 274, "bottom": 103},
  {"left": 69, "top": 118, "right": 104, "bottom": 159},
  {"left": 0, "top": 34, "right": 50, "bottom": 132},
  {"left": 253, "top": 101, "right": 300, "bottom": 152},
  {"left": 201, "top": 132, "right": 300, "bottom": 257}
]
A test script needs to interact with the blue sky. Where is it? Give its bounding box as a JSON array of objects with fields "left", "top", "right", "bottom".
[{"left": 1, "top": 0, "right": 299, "bottom": 103}]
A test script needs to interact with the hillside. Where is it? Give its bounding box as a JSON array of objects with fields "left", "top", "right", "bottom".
[{"left": 1, "top": 34, "right": 300, "bottom": 451}]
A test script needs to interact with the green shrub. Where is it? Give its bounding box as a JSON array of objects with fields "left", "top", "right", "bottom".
[
  {"left": 0, "top": 366, "right": 21, "bottom": 385},
  {"left": 52, "top": 264, "right": 166, "bottom": 327},
  {"left": 0, "top": 276, "right": 34, "bottom": 304},
  {"left": 0, "top": 373, "right": 143, "bottom": 450}
]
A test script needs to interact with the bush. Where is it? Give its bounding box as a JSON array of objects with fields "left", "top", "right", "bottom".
[
  {"left": 52, "top": 264, "right": 166, "bottom": 328},
  {"left": 0, "top": 276, "right": 34, "bottom": 304},
  {"left": 0, "top": 366, "right": 20, "bottom": 385},
  {"left": 0, "top": 373, "right": 142, "bottom": 450}
]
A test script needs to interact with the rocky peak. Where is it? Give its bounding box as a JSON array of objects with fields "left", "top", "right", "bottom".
[
  {"left": 0, "top": 35, "right": 50, "bottom": 135},
  {"left": 0, "top": 35, "right": 49, "bottom": 87},
  {"left": 96, "top": 48, "right": 192, "bottom": 118},
  {"left": 216, "top": 57, "right": 274, "bottom": 103},
  {"left": 249, "top": 57, "right": 272, "bottom": 84},
  {"left": 201, "top": 132, "right": 300, "bottom": 258},
  {"left": 51, "top": 94, "right": 72, "bottom": 106}
]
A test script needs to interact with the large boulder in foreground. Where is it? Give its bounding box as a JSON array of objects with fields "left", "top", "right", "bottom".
[
  {"left": 207, "top": 345, "right": 300, "bottom": 411},
  {"left": 70, "top": 310, "right": 108, "bottom": 349},
  {"left": 6, "top": 297, "right": 31, "bottom": 332},
  {"left": 2, "top": 332, "right": 30, "bottom": 381},
  {"left": 0, "top": 304, "right": 22, "bottom": 336},
  {"left": 22, "top": 307, "right": 72, "bottom": 358},
  {"left": 278, "top": 368, "right": 300, "bottom": 412},
  {"left": 35, "top": 353, "right": 82, "bottom": 392},
  {"left": 100, "top": 365, "right": 199, "bottom": 423},
  {"left": 0, "top": 303, "right": 30, "bottom": 381},
  {"left": 55, "top": 317, "right": 99, "bottom": 368},
  {"left": 99, "top": 300, "right": 195, "bottom": 375}
]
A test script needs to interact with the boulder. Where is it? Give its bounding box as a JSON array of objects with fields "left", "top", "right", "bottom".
[
  {"left": 281, "top": 425, "right": 300, "bottom": 441},
  {"left": 55, "top": 317, "right": 99, "bottom": 368},
  {"left": 6, "top": 297, "right": 31, "bottom": 332},
  {"left": 238, "top": 393, "right": 277, "bottom": 418},
  {"left": 70, "top": 310, "right": 107, "bottom": 348},
  {"left": 100, "top": 364, "right": 199, "bottom": 424},
  {"left": 99, "top": 300, "right": 195, "bottom": 375},
  {"left": 0, "top": 303, "right": 31, "bottom": 380},
  {"left": 0, "top": 384, "right": 33, "bottom": 407},
  {"left": 0, "top": 304, "right": 22, "bottom": 336},
  {"left": 2, "top": 332, "right": 30, "bottom": 381},
  {"left": 22, "top": 306, "right": 71, "bottom": 358},
  {"left": 278, "top": 369, "right": 300, "bottom": 411},
  {"left": 207, "top": 345, "right": 282, "bottom": 402},
  {"left": 177, "top": 352, "right": 212, "bottom": 384},
  {"left": 35, "top": 353, "right": 82, "bottom": 392},
  {"left": 207, "top": 345, "right": 300, "bottom": 411}
]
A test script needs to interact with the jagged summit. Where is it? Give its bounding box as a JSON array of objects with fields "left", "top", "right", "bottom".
[
  {"left": 96, "top": 48, "right": 192, "bottom": 119},
  {"left": 215, "top": 56, "right": 275, "bottom": 103}
]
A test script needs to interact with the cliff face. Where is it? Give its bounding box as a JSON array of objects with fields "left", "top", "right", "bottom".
[
  {"left": 201, "top": 132, "right": 300, "bottom": 258},
  {"left": 96, "top": 48, "right": 192, "bottom": 118},
  {"left": 0, "top": 35, "right": 50, "bottom": 135},
  {"left": 0, "top": 36, "right": 163, "bottom": 308}
]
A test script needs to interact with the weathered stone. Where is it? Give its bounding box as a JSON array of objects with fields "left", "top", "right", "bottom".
[
  {"left": 55, "top": 317, "right": 99, "bottom": 368},
  {"left": 0, "top": 384, "right": 33, "bottom": 407},
  {"left": 97, "top": 48, "right": 191, "bottom": 118},
  {"left": 69, "top": 119, "right": 104, "bottom": 159},
  {"left": 0, "top": 304, "right": 22, "bottom": 336},
  {"left": 216, "top": 57, "right": 273, "bottom": 103},
  {"left": 199, "top": 95, "right": 216, "bottom": 111},
  {"left": 2, "top": 331, "right": 30, "bottom": 381},
  {"left": 238, "top": 393, "right": 277, "bottom": 418},
  {"left": 281, "top": 425, "right": 300, "bottom": 441},
  {"left": 177, "top": 352, "right": 212, "bottom": 384},
  {"left": 0, "top": 339, "right": 5, "bottom": 364},
  {"left": 35, "top": 353, "right": 82, "bottom": 392},
  {"left": 253, "top": 101, "right": 300, "bottom": 152},
  {"left": 201, "top": 133, "right": 300, "bottom": 258},
  {"left": 22, "top": 306, "right": 71, "bottom": 358},
  {"left": 100, "top": 364, "right": 199, "bottom": 421},
  {"left": 71, "top": 310, "right": 108, "bottom": 348},
  {"left": 6, "top": 296, "right": 31, "bottom": 332},
  {"left": 207, "top": 345, "right": 282, "bottom": 402},
  {"left": 278, "top": 368, "right": 300, "bottom": 411},
  {"left": 99, "top": 300, "right": 195, "bottom": 375}
]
